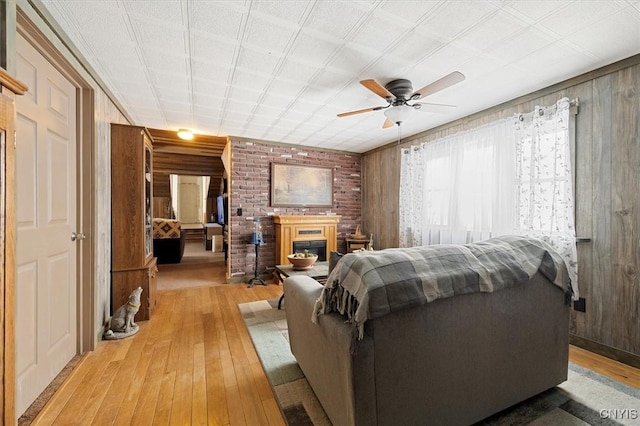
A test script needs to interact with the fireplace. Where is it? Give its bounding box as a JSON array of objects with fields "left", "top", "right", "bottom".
[
  {"left": 274, "top": 215, "right": 341, "bottom": 265},
  {"left": 292, "top": 240, "right": 327, "bottom": 261}
]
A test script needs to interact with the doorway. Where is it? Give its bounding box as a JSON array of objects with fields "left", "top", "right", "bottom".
[{"left": 157, "top": 174, "right": 225, "bottom": 291}]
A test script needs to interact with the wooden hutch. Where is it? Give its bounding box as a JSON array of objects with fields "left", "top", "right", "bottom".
[{"left": 110, "top": 124, "right": 157, "bottom": 320}]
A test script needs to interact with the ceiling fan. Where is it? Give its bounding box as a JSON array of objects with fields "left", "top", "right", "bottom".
[{"left": 337, "top": 71, "right": 465, "bottom": 128}]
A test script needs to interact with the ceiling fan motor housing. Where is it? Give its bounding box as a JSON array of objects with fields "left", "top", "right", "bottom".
[{"left": 384, "top": 79, "right": 414, "bottom": 100}]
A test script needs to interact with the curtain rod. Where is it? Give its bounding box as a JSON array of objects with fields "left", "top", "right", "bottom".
[{"left": 518, "top": 97, "right": 579, "bottom": 121}]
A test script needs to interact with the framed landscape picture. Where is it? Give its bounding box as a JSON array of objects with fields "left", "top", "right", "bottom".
[{"left": 271, "top": 162, "right": 333, "bottom": 207}]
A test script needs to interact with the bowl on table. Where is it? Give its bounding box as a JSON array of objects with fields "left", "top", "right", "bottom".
[{"left": 287, "top": 253, "right": 318, "bottom": 271}]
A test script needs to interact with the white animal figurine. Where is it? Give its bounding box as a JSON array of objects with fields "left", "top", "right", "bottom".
[{"left": 104, "top": 286, "right": 143, "bottom": 340}]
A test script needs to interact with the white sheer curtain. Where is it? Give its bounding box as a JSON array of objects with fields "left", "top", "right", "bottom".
[
  {"left": 202, "top": 176, "right": 210, "bottom": 223},
  {"left": 400, "top": 98, "right": 578, "bottom": 298},
  {"left": 170, "top": 174, "right": 179, "bottom": 219},
  {"left": 514, "top": 98, "right": 577, "bottom": 297},
  {"left": 399, "top": 118, "right": 516, "bottom": 246}
]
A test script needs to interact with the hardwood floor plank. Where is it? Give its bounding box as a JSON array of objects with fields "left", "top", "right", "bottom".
[
  {"left": 221, "top": 292, "right": 251, "bottom": 369},
  {"left": 192, "top": 342, "right": 208, "bottom": 425},
  {"left": 163, "top": 291, "right": 188, "bottom": 375},
  {"left": 225, "top": 385, "right": 247, "bottom": 426},
  {"left": 90, "top": 324, "right": 148, "bottom": 424},
  {"left": 235, "top": 363, "right": 269, "bottom": 426},
  {"left": 114, "top": 337, "right": 159, "bottom": 423},
  {"left": 262, "top": 398, "right": 286, "bottom": 426},
  {"left": 130, "top": 339, "right": 171, "bottom": 426},
  {"left": 204, "top": 353, "right": 228, "bottom": 426},
  {"left": 111, "top": 338, "right": 134, "bottom": 362},
  {"left": 204, "top": 312, "right": 229, "bottom": 426},
  {"left": 169, "top": 292, "right": 196, "bottom": 425},
  {"left": 153, "top": 370, "right": 177, "bottom": 425},
  {"left": 75, "top": 360, "right": 123, "bottom": 425},
  {"left": 210, "top": 287, "right": 228, "bottom": 354},
  {"left": 220, "top": 348, "right": 237, "bottom": 390},
  {"left": 250, "top": 361, "right": 275, "bottom": 402}
]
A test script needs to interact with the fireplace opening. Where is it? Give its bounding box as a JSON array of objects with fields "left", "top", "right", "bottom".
[{"left": 292, "top": 240, "right": 327, "bottom": 261}]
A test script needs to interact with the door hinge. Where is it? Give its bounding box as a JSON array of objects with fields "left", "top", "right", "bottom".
[{"left": 14, "top": 131, "right": 17, "bottom": 149}]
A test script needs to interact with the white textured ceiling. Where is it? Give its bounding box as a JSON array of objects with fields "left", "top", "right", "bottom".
[{"left": 38, "top": 0, "right": 640, "bottom": 153}]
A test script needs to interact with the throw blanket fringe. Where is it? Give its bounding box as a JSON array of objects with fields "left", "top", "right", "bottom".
[{"left": 313, "top": 235, "right": 571, "bottom": 341}]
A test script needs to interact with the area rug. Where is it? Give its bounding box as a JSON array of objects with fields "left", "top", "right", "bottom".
[{"left": 238, "top": 299, "right": 640, "bottom": 426}]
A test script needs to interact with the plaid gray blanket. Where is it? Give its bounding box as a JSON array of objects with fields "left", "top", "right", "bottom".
[{"left": 313, "top": 235, "right": 571, "bottom": 340}]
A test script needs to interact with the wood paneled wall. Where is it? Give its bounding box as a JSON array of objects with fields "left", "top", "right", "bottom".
[{"left": 362, "top": 56, "right": 640, "bottom": 357}]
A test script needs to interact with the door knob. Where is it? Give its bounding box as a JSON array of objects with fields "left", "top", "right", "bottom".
[{"left": 71, "top": 232, "right": 86, "bottom": 241}]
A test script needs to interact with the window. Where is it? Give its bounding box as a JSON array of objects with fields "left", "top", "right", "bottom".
[{"left": 400, "top": 98, "right": 578, "bottom": 298}]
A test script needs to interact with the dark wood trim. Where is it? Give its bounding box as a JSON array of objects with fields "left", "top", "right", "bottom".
[
  {"left": 570, "top": 334, "right": 640, "bottom": 370},
  {"left": 366, "top": 53, "right": 640, "bottom": 155},
  {"left": 79, "top": 87, "right": 94, "bottom": 352}
]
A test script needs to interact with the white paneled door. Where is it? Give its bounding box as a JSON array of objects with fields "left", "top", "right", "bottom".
[{"left": 15, "top": 34, "right": 78, "bottom": 416}]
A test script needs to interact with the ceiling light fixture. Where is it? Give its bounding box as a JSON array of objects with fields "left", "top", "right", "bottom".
[
  {"left": 177, "top": 128, "right": 194, "bottom": 140},
  {"left": 383, "top": 105, "right": 414, "bottom": 126}
]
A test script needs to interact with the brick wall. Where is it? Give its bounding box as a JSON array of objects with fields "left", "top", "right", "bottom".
[{"left": 229, "top": 139, "right": 362, "bottom": 280}]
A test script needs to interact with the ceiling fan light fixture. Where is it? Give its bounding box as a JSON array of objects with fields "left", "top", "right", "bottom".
[
  {"left": 384, "top": 105, "right": 414, "bottom": 125},
  {"left": 177, "top": 128, "right": 194, "bottom": 140}
]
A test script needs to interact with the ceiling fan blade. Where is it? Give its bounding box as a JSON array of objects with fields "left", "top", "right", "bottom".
[
  {"left": 412, "top": 71, "right": 465, "bottom": 100},
  {"left": 382, "top": 118, "right": 395, "bottom": 128},
  {"left": 337, "top": 105, "right": 385, "bottom": 118},
  {"left": 361, "top": 79, "right": 394, "bottom": 100},
  {"left": 414, "top": 102, "right": 457, "bottom": 114},
  {"left": 337, "top": 107, "right": 376, "bottom": 117}
]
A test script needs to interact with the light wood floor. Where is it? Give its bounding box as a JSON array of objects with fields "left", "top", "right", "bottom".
[
  {"left": 31, "top": 282, "right": 640, "bottom": 425},
  {"left": 33, "top": 283, "right": 285, "bottom": 426},
  {"left": 569, "top": 345, "right": 640, "bottom": 389}
]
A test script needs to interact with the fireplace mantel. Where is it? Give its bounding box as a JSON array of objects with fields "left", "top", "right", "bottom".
[{"left": 274, "top": 215, "right": 341, "bottom": 265}]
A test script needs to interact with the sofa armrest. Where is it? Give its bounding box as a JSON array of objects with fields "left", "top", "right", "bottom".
[{"left": 284, "top": 276, "right": 376, "bottom": 426}]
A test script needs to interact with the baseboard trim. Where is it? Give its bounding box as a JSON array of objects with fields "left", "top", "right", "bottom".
[{"left": 570, "top": 334, "right": 640, "bottom": 369}]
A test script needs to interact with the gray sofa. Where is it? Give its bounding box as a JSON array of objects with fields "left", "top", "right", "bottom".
[{"left": 284, "top": 238, "right": 571, "bottom": 426}]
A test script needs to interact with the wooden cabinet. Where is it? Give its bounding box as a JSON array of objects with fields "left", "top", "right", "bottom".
[
  {"left": 111, "top": 124, "right": 156, "bottom": 320},
  {"left": 111, "top": 258, "right": 157, "bottom": 321}
]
